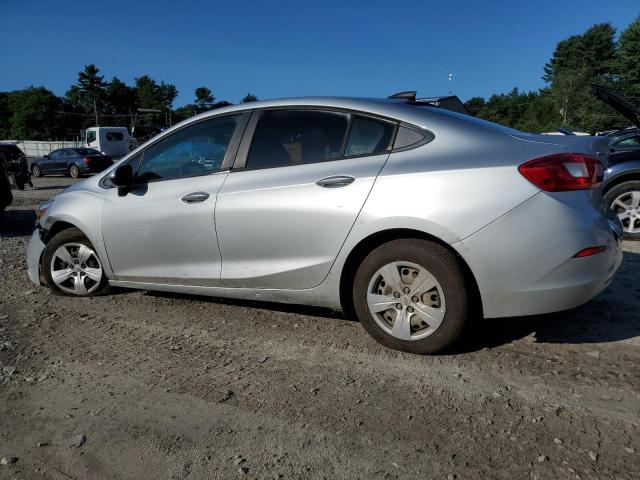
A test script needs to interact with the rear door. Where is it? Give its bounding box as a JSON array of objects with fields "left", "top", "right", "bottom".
[
  {"left": 215, "top": 109, "right": 396, "bottom": 289},
  {"left": 45, "top": 149, "right": 65, "bottom": 173}
]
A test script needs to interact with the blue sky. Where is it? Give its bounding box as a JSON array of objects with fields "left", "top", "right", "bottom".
[{"left": 1, "top": 0, "right": 638, "bottom": 106}]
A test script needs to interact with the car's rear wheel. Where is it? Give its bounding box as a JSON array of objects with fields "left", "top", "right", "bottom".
[
  {"left": 353, "top": 239, "right": 468, "bottom": 354},
  {"left": 42, "top": 228, "right": 110, "bottom": 296},
  {"left": 31, "top": 164, "right": 42, "bottom": 178},
  {"left": 69, "top": 164, "right": 80, "bottom": 178},
  {"left": 604, "top": 180, "right": 640, "bottom": 240}
]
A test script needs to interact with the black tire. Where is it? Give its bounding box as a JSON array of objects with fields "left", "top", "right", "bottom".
[
  {"left": 31, "top": 164, "right": 42, "bottom": 178},
  {"left": 68, "top": 164, "right": 80, "bottom": 178},
  {"left": 603, "top": 180, "right": 640, "bottom": 241},
  {"left": 353, "top": 239, "right": 468, "bottom": 354},
  {"left": 42, "top": 227, "right": 111, "bottom": 296}
]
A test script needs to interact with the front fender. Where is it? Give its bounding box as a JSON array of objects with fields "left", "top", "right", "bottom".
[{"left": 40, "top": 190, "right": 113, "bottom": 278}]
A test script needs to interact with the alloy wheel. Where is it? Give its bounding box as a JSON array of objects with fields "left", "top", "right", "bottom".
[
  {"left": 611, "top": 191, "right": 640, "bottom": 234},
  {"left": 366, "top": 261, "right": 446, "bottom": 341},
  {"left": 50, "top": 242, "right": 103, "bottom": 295},
  {"left": 69, "top": 165, "right": 80, "bottom": 178},
  {"left": 31, "top": 165, "right": 41, "bottom": 177}
]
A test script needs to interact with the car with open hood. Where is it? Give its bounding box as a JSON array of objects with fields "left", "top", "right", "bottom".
[{"left": 592, "top": 85, "right": 640, "bottom": 239}]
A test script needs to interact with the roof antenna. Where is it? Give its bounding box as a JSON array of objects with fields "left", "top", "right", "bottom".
[
  {"left": 449, "top": 73, "right": 453, "bottom": 95},
  {"left": 388, "top": 91, "right": 417, "bottom": 101}
]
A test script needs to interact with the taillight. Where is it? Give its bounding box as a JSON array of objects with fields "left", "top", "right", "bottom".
[
  {"left": 574, "top": 246, "right": 607, "bottom": 258},
  {"left": 518, "top": 153, "right": 603, "bottom": 192},
  {"left": 83, "top": 156, "right": 90, "bottom": 165}
]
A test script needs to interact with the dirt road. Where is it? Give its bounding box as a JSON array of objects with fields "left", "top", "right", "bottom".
[{"left": 1, "top": 178, "right": 639, "bottom": 479}]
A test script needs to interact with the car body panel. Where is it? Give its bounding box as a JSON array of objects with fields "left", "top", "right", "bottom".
[
  {"left": 101, "top": 172, "right": 228, "bottom": 285},
  {"left": 26, "top": 96, "right": 623, "bottom": 320},
  {"left": 215, "top": 154, "right": 388, "bottom": 289}
]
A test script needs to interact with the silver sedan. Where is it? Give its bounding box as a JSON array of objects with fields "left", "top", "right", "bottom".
[{"left": 26, "top": 94, "right": 623, "bottom": 354}]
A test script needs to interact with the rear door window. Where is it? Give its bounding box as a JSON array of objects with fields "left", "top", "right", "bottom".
[
  {"left": 246, "top": 110, "right": 349, "bottom": 169},
  {"left": 344, "top": 115, "right": 395, "bottom": 157}
]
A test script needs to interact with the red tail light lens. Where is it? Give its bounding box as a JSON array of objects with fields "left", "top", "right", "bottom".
[
  {"left": 574, "top": 246, "right": 607, "bottom": 258},
  {"left": 518, "top": 153, "right": 603, "bottom": 192},
  {"left": 83, "top": 156, "right": 90, "bottom": 165}
]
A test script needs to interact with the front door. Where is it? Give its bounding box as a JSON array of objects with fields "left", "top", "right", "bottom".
[
  {"left": 216, "top": 110, "right": 396, "bottom": 289},
  {"left": 101, "top": 113, "right": 247, "bottom": 285}
]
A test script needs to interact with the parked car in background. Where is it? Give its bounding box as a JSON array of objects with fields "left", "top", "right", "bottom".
[
  {"left": 84, "top": 127, "right": 130, "bottom": 158},
  {"left": 592, "top": 85, "right": 640, "bottom": 239},
  {"left": 31, "top": 148, "right": 114, "bottom": 178},
  {"left": 0, "top": 157, "right": 12, "bottom": 216},
  {"left": 0, "top": 142, "right": 32, "bottom": 190},
  {"left": 26, "top": 93, "right": 622, "bottom": 354}
]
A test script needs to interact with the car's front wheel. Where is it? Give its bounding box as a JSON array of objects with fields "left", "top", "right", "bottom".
[
  {"left": 353, "top": 239, "right": 468, "bottom": 354},
  {"left": 31, "top": 164, "right": 42, "bottom": 178},
  {"left": 604, "top": 180, "right": 640, "bottom": 240},
  {"left": 42, "top": 228, "right": 110, "bottom": 296}
]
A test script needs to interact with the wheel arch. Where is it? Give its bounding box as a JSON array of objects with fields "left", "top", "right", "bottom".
[
  {"left": 338, "top": 228, "right": 483, "bottom": 320},
  {"left": 603, "top": 169, "right": 640, "bottom": 195}
]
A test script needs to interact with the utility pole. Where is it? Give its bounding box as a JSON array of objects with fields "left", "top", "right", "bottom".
[{"left": 449, "top": 73, "right": 453, "bottom": 95}]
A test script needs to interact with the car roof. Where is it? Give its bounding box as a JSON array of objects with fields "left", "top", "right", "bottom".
[{"left": 174, "top": 96, "right": 519, "bottom": 136}]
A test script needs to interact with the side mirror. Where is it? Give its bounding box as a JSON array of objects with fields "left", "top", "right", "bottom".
[
  {"left": 112, "top": 164, "right": 134, "bottom": 196},
  {"left": 44, "top": 155, "right": 49, "bottom": 159}
]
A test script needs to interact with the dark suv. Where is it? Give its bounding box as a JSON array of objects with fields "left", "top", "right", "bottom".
[
  {"left": 592, "top": 86, "right": 640, "bottom": 239},
  {"left": 0, "top": 143, "right": 32, "bottom": 214}
]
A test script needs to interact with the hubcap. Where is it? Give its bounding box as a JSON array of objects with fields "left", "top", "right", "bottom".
[
  {"left": 50, "top": 243, "right": 103, "bottom": 295},
  {"left": 366, "top": 261, "right": 446, "bottom": 341},
  {"left": 612, "top": 191, "right": 640, "bottom": 234}
]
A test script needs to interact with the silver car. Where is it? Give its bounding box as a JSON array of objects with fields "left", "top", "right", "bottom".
[{"left": 26, "top": 93, "right": 624, "bottom": 354}]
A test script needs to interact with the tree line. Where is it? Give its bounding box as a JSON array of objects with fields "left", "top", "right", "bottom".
[
  {"left": 464, "top": 16, "right": 640, "bottom": 133},
  {"left": 0, "top": 66, "right": 258, "bottom": 140}
]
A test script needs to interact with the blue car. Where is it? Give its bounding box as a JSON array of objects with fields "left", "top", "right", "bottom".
[{"left": 31, "top": 148, "right": 113, "bottom": 178}]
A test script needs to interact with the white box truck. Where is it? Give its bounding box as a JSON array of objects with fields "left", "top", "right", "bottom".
[{"left": 84, "top": 127, "right": 130, "bottom": 158}]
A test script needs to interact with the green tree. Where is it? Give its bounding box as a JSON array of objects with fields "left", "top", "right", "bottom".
[
  {"left": 77, "top": 64, "right": 108, "bottom": 125},
  {"left": 135, "top": 75, "right": 163, "bottom": 110},
  {"left": 543, "top": 23, "right": 616, "bottom": 83},
  {"left": 617, "top": 16, "right": 640, "bottom": 97},
  {"left": 105, "top": 77, "right": 137, "bottom": 117},
  {"left": 0, "top": 92, "right": 10, "bottom": 138},
  {"left": 241, "top": 93, "right": 258, "bottom": 103},
  {"left": 160, "top": 82, "right": 178, "bottom": 110},
  {"left": 194, "top": 86, "right": 215, "bottom": 110},
  {"left": 463, "top": 96, "right": 485, "bottom": 116},
  {"left": 7, "top": 87, "right": 63, "bottom": 140}
]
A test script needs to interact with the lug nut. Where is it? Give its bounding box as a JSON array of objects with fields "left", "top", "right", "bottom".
[
  {"left": 396, "top": 303, "right": 402, "bottom": 310},
  {"left": 393, "top": 292, "right": 401, "bottom": 298},
  {"left": 407, "top": 306, "right": 414, "bottom": 313},
  {"left": 412, "top": 296, "right": 419, "bottom": 303},
  {"left": 403, "top": 287, "right": 410, "bottom": 294}
]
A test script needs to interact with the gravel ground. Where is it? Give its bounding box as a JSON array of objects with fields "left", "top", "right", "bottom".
[{"left": 1, "top": 177, "right": 640, "bottom": 479}]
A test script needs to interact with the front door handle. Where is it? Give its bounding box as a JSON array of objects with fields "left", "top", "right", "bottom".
[
  {"left": 181, "top": 192, "right": 210, "bottom": 203},
  {"left": 315, "top": 175, "right": 355, "bottom": 188}
]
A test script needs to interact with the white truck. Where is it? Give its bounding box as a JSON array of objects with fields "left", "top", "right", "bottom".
[{"left": 84, "top": 127, "right": 130, "bottom": 158}]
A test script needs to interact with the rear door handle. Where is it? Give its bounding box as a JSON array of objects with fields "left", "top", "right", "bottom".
[
  {"left": 315, "top": 175, "right": 355, "bottom": 188},
  {"left": 181, "top": 192, "right": 210, "bottom": 203}
]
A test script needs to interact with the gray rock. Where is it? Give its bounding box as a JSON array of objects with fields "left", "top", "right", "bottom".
[
  {"left": 537, "top": 455, "right": 547, "bottom": 462},
  {"left": 588, "top": 450, "right": 598, "bottom": 461},
  {"left": 239, "top": 465, "right": 249, "bottom": 475},
  {"left": 0, "top": 456, "right": 17, "bottom": 465},
  {"left": 586, "top": 351, "right": 600, "bottom": 359},
  {"left": 70, "top": 433, "right": 86, "bottom": 448}
]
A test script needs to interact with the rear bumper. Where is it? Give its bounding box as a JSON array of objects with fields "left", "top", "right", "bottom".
[
  {"left": 454, "top": 191, "right": 623, "bottom": 318},
  {"left": 26, "top": 228, "right": 45, "bottom": 286}
]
